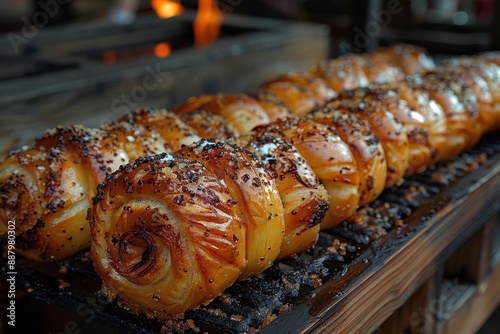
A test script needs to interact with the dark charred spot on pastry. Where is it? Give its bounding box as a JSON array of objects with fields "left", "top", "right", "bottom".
[
  {"left": 309, "top": 200, "right": 330, "bottom": 227},
  {"left": 366, "top": 175, "right": 375, "bottom": 191}
]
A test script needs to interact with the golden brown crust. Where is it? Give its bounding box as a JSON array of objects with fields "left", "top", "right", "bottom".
[
  {"left": 2, "top": 45, "right": 499, "bottom": 320},
  {"left": 174, "top": 94, "right": 270, "bottom": 137},
  {"left": 333, "top": 89, "right": 409, "bottom": 187},
  {"left": 309, "top": 55, "right": 371, "bottom": 93},
  {"left": 253, "top": 118, "right": 361, "bottom": 228},
  {"left": 305, "top": 108, "right": 387, "bottom": 207},
  {"left": 259, "top": 73, "right": 336, "bottom": 116},
  {"left": 0, "top": 110, "right": 201, "bottom": 262},
  {"left": 176, "top": 141, "right": 285, "bottom": 279},
  {"left": 90, "top": 154, "right": 247, "bottom": 316},
  {"left": 339, "top": 86, "right": 434, "bottom": 176},
  {"left": 408, "top": 72, "right": 483, "bottom": 160},
  {"left": 441, "top": 59, "right": 500, "bottom": 133},
  {"left": 373, "top": 43, "right": 435, "bottom": 75},
  {"left": 350, "top": 54, "right": 405, "bottom": 84},
  {"left": 378, "top": 81, "right": 448, "bottom": 165},
  {"left": 229, "top": 133, "right": 329, "bottom": 258},
  {"left": 250, "top": 90, "right": 293, "bottom": 122},
  {"left": 118, "top": 109, "right": 201, "bottom": 153},
  {"left": 0, "top": 126, "right": 127, "bottom": 261}
]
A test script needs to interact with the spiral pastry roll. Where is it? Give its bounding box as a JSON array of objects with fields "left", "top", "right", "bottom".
[
  {"left": 378, "top": 81, "right": 448, "bottom": 165},
  {"left": 326, "top": 95, "right": 408, "bottom": 188},
  {"left": 408, "top": 73, "right": 483, "bottom": 160},
  {"left": 250, "top": 91, "right": 293, "bottom": 122},
  {"left": 309, "top": 55, "right": 371, "bottom": 93},
  {"left": 433, "top": 67, "right": 496, "bottom": 135},
  {"left": 176, "top": 140, "right": 285, "bottom": 279},
  {"left": 117, "top": 109, "right": 201, "bottom": 153},
  {"left": 0, "top": 126, "right": 126, "bottom": 261},
  {"left": 90, "top": 154, "right": 248, "bottom": 316},
  {"left": 101, "top": 121, "right": 170, "bottom": 161},
  {"left": 3, "top": 45, "right": 498, "bottom": 268},
  {"left": 336, "top": 87, "right": 433, "bottom": 176},
  {"left": 174, "top": 94, "right": 271, "bottom": 139},
  {"left": 442, "top": 58, "right": 500, "bottom": 133},
  {"left": 259, "top": 73, "right": 336, "bottom": 116},
  {"left": 0, "top": 110, "right": 203, "bottom": 261},
  {"left": 373, "top": 43, "right": 436, "bottom": 75},
  {"left": 306, "top": 107, "right": 387, "bottom": 207},
  {"left": 348, "top": 54, "right": 405, "bottom": 84},
  {"left": 229, "top": 132, "right": 329, "bottom": 258},
  {"left": 252, "top": 118, "right": 360, "bottom": 228}
]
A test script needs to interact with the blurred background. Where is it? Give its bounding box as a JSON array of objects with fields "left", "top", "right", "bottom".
[
  {"left": 0, "top": 0, "right": 499, "bottom": 56},
  {"left": 0, "top": 3, "right": 500, "bottom": 212},
  {"left": 1, "top": 0, "right": 499, "bottom": 124}
]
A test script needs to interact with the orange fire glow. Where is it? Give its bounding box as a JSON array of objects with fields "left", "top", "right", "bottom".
[
  {"left": 194, "top": 0, "right": 222, "bottom": 47},
  {"left": 154, "top": 42, "right": 172, "bottom": 58},
  {"left": 151, "top": 0, "right": 184, "bottom": 19},
  {"left": 102, "top": 50, "right": 117, "bottom": 64}
]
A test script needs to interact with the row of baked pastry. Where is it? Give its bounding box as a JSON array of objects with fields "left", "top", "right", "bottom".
[
  {"left": 88, "top": 53, "right": 500, "bottom": 316},
  {"left": 0, "top": 44, "right": 433, "bottom": 262}
]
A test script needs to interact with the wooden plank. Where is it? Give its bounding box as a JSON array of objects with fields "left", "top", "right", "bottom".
[
  {"left": 306, "top": 152, "right": 500, "bottom": 334},
  {"left": 377, "top": 274, "right": 440, "bottom": 334},
  {"left": 493, "top": 212, "right": 500, "bottom": 265},
  {"left": 409, "top": 269, "right": 441, "bottom": 334},
  {"left": 437, "top": 262, "right": 500, "bottom": 334},
  {"left": 444, "top": 216, "right": 497, "bottom": 284}
]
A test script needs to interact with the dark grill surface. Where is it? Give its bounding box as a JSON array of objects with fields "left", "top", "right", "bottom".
[{"left": 2, "top": 133, "right": 500, "bottom": 334}]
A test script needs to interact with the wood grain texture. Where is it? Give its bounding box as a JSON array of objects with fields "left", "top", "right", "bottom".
[
  {"left": 436, "top": 262, "right": 500, "bottom": 334},
  {"left": 444, "top": 215, "right": 497, "bottom": 284},
  {"left": 307, "top": 152, "right": 500, "bottom": 334},
  {"left": 377, "top": 275, "right": 439, "bottom": 334}
]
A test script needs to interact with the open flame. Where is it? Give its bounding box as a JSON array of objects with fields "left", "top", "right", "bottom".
[
  {"left": 151, "top": 0, "right": 184, "bottom": 19},
  {"left": 194, "top": 0, "right": 222, "bottom": 47},
  {"left": 151, "top": 0, "right": 222, "bottom": 50}
]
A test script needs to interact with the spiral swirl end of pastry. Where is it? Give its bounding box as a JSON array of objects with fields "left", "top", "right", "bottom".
[
  {"left": 90, "top": 154, "right": 248, "bottom": 316},
  {"left": 0, "top": 147, "right": 92, "bottom": 261}
]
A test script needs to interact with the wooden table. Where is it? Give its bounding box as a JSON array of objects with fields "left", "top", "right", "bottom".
[{"left": 262, "top": 135, "right": 500, "bottom": 334}]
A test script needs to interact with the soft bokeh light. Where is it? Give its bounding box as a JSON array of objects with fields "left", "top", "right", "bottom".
[
  {"left": 154, "top": 42, "right": 171, "bottom": 58},
  {"left": 151, "top": 0, "right": 184, "bottom": 19}
]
